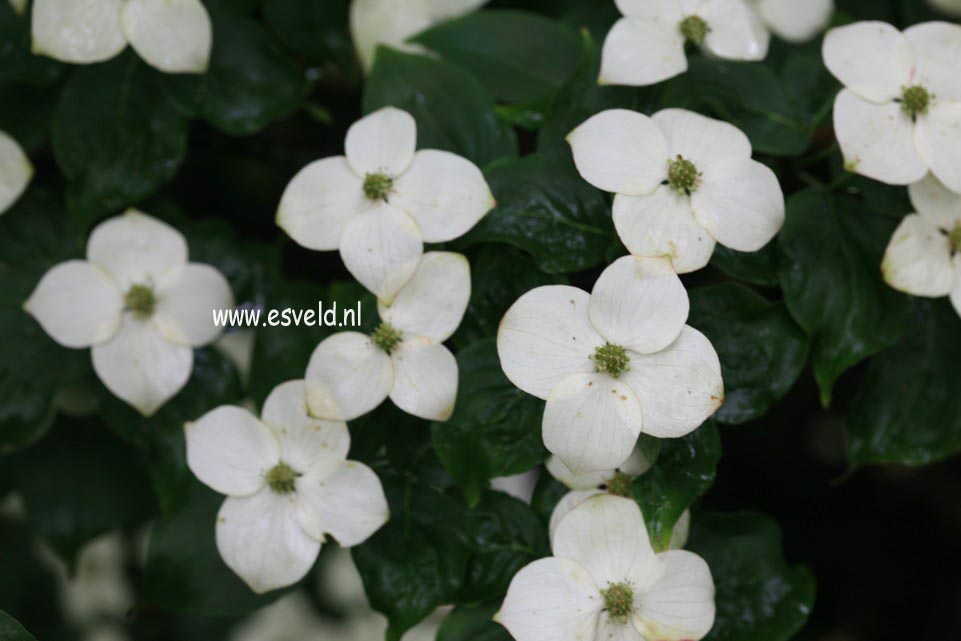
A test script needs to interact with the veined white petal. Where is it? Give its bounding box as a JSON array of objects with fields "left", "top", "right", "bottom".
[
  {"left": 345, "top": 107, "right": 417, "bottom": 177},
  {"left": 633, "top": 551, "right": 716, "bottom": 641},
  {"left": 184, "top": 405, "right": 278, "bottom": 497},
  {"left": 622, "top": 327, "right": 723, "bottom": 438},
  {"left": 914, "top": 100, "right": 961, "bottom": 194},
  {"left": 91, "top": 316, "right": 193, "bottom": 416},
  {"left": 553, "top": 494, "right": 655, "bottom": 588},
  {"left": 567, "top": 109, "right": 670, "bottom": 196},
  {"left": 599, "top": 614, "right": 647, "bottom": 641},
  {"left": 261, "top": 380, "right": 350, "bottom": 477},
  {"left": 31, "top": 0, "right": 127, "bottom": 64},
  {"left": 822, "top": 21, "right": 914, "bottom": 102},
  {"left": 669, "top": 509, "right": 691, "bottom": 550},
  {"left": 389, "top": 338, "right": 458, "bottom": 421},
  {"left": 880, "top": 214, "right": 954, "bottom": 297},
  {"left": 87, "top": 209, "right": 188, "bottom": 289},
  {"left": 377, "top": 251, "right": 470, "bottom": 343},
  {"left": 153, "top": 263, "right": 234, "bottom": 347},
  {"left": 545, "top": 456, "right": 612, "bottom": 491},
  {"left": 652, "top": 108, "right": 752, "bottom": 169},
  {"left": 293, "top": 460, "right": 389, "bottom": 546},
  {"left": 691, "top": 158, "right": 785, "bottom": 253},
  {"left": 276, "top": 157, "right": 367, "bottom": 252},
  {"left": 543, "top": 372, "right": 643, "bottom": 475},
  {"left": 216, "top": 489, "right": 321, "bottom": 594},
  {"left": 349, "top": 0, "right": 433, "bottom": 72},
  {"left": 613, "top": 191, "right": 716, "bottom": 274},
  {"left": 620, "top": 445, "right": 657, "bottom": 476},
  {"left": 833, "top": 89, "right": 927, "bottom": 186},
  {"left": 391, "top": 149, "right": 494, "bottom": 243},
  {"left": 494, "top": 557, "right": 602, "bottom": 641},
  {"left": 121, "top": 0, "right": 211, "bottom": 74},
  {"left": 700, "top": 0, "right": 770, "bottom": 61},
  {"left": 497, "top": 285, "right": 603, "bottom": 400},
  {"left": 599, "top": 17, "right": 687, "bottom": 87},
  {"left": 24, "top": 260, "right": 123, "bottom": 348},
  {"left": 904, "top": 22, "right": 961, "bottom": 102},
  {"left": 908, "top": 173, "right": 961, "bottom": 230},
  {"left": 304, "top": 332, "right": 393, "bottom": 421},
  {"left": 0, "top": 130, "right": 32, "bottom": 215},
  {"left": 547, "top": 489, "right": 604, "bottom": 545},
  {"left": 590, "top": 255, "right": 689, "bottom": 355},
  {"left": 950, "top": 255, "right": 961, "bottom": 317},
  {"left": 338, "top": 201, "right": 423, "bottom": 304},
  {"left": 754, "top": 0, "right": 833, "bottom": 43}
]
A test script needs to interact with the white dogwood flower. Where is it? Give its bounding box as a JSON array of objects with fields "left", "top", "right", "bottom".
[
  {"left": 0, "top": 130, "right": 32, "bottom": 215},
  {"left": 600, "top": 0, "right": 770, "bottom": 87},
  {"left": 568, "top": 108, "right": 785, "bottom": 273},
  {"left": 497, "top": 255, "right": 723, "bottom": 475},
  {"left": 882, "top": 173, "right": 961, "bottom": 317},
  {"left": 305, "top": 252, "right": 469, "bottom": 422},
  {"left": 823, "top": 21, "right": 961, "bottom": 191},
  {"left": 185, "top": 379, "right": 389, "bottom": 594},
  {"left": 749, "top": 0, "right": 833, "bottom": 43},
  {"left": 25, "top": 209, "right": 234, "bottom": 415},
  {"left": 277, "top": 107, "right": 493, "bottom": 303},
  {"left": 496, "top": 494, "right": 715, "bottom": 641},
  {"left": 31, "top": 0, "right": 212, "bottom": 73},
  {"left": 350, "top": 0, "right": 488, "bottom": 72}
]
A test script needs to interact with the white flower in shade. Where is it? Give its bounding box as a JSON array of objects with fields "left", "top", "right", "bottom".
[
  {"left": 349, "top": 0, "right": 488, "bottom": 72},
  {"left": 497, "top": 255, "right": 724, "bottom": 475},
  {"left": 495, "top": 494, "right": 715, "bottom": 641},
  {"left": 276, "top": 107, "right": 494, "bottom": 303},
  {"left": 823, "top": 21, "right": 961, "bottom": 192},
  {"left": 600, "top": 0, "right": 770, "bottom": 87},
  {"left": 305, "top": 252, "right": 469, "bottom": 422},
  {"left": 881, "top": 173, "right": 961, "bottom": 317},
  {"left": 929, "top": 0, "right": 961, "bottom": 16},
  {"left": 185, "top": 380, "right": 389, "bottom": 594},
  {"left": 25, "top": 210, "right": 234, "bottom": 415},
  {"left": 0, "top": 130, "right": 32, "bottom": 215},
  {"left": 749, "top": 0, "right": 833, "bottom": 43},
  {"left": 568, "top": 108, "right": 785, "bottom": 274},
  {"left": 31, "top": 0, "right": 212, "bottom": 73}
]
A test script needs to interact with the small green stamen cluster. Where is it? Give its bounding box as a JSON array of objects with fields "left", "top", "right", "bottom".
[
  {"left": 900, "top": 85, "right": 931, "bottom": 120},
  {"left": 124, "top": 284, "right": 156, "bottom": 318},
  {"left": 363, "top": 172, "right": 393, "bottom": 201},
  {"left": 266, "top": 462, "right": 297, "bottom": 494},
  {"left": 591, "top": 343, "right": 630, "bottom": 378},
  {"left": 950, "top": 222, "right": 961, "bottom": 255},
  {"left": 606, "top": 471, "right": 634, "bottom": 498},
  {"left": 679, "top": 15, "right": 709, "bottom": 46},
  {"left": 371, "top": 322, "right": 403, "bottom": 353},
  {"left": 667, "top": 155, "right": 700, "bottom": 194},
  {"left": 601, "top": 582, "right": 635, "bottom": 624}
]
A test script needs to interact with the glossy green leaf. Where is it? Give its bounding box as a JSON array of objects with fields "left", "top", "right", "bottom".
[
  {"left": 0, "top": 611, "right": 37, "bottom": 641},
  {"left": 263, "top": 0, "right": 354, "bottom": 66},
  {"left": 710, "top": 244, "right": 780, "bottom": 288},
  {"left": 529, "top": 472, "right": 568, "bottom": 527},
  {"left": 437, "top": 603, "right": 511, "bottom": 641}
]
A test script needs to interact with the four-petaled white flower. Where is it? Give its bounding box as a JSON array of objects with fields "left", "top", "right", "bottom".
[
  {"left": 495, "top": 494, "right": 715, "bottom": 641},
  {"left": 25, "top": 210, "right": 234, "bottom": 415},
  {"left": 350, "top": 0, "right": 489, "bottom": 72},
  {"left": 0, "top": 130, "right": 32, "bottom": 215},
  {"left": 305, "top": 251, "right": 470, "bottom": 422},
  {"left": 31, "top": 0, "right": 212, "bottom": 73},
  {"left": 823, "top": 21, "right": 961, "bottom": 192},
  {"left": 882, "top": 173, "right": 961, "bottom": 317},
  {"left": 277, "top": 107, "right": 494, "bottom": 303},
  {"left": 749, "top": 0, "right": 834, "bottom": 44},
  {"left": 497, "top": 255, "right": 724, "bottom": 475},
  {"left": 568, "top": 108, "right": 785, "bottom": 274},
  {"left": 185, "top": 379, "right": 389, "bottom": 594}
]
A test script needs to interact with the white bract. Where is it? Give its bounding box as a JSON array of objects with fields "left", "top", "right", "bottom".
[
  {"left": 25, "top": 210, "right": 234, "bottom": 416},
  {"left": 882, "top": 174, "right": 961, "bottom": 317},
  {"left": 185, "top": 379, "right": 389, "bottom": 594},
  {"left": 568, "top": 108, "right": 785, "bottom": 274},
  {"left": 305, "top": 252, "right": 469, "bottom": 422},
  {"left": 497, "top": 255, "right": 724, "bottom": 475},
  {"left": 31, "top": 0, "right": 212, "bottom": 73},
  {"left": 749, "top": 0, "right": 833, "bottom": 43},
  {"left": 277, "top": 107, "right": 493, "bottom": 303},
  {"left": 0, "top": 130, "right": 32, "bottom": 215},
  {"left": 496, "top": 495, "right": 715, "bottom": 641},
  {"left": 349, "top": 0, "right": 488, "bottom": 72},
  {"left": 823, "top": 21, "right": 961, "bottom": 192}
]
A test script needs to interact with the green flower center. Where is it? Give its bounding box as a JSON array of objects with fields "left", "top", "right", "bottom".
[
  {"left": 900, "top": 85, "right": 931, "bottom": 120},
  {"left": 950, "top": 222, "right": 961, "bottom": 255},
  {"left": 363, "top": 172, "right": 393, "bottom": 201},
  {"left": 371, "top": 322, "right": 403, "bottom": 353},
  {"left": 124, "top": 284, "right": 156, "bottom": 318},
  {"left": 591, "top": 343, "right": 630, "bottom": 378},
  {"left": 606, "top": 471, "right": 634, "bottom": 498},
  {"left": 667, "top": 155, "right": 700, "bottom": 194},
  {"left": 679, "top": 15, "right": 709, "bottom": 46},
  {"left": 601, "top": 582, "right": 635, "bottom": 624},
  {"left": 266, "top": 462, "right": 297, "bottom": 494}
]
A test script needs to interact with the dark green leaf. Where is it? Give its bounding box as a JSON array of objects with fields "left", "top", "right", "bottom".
[
  {"left": 437, "top": 603, "right": 511, "bottom": 641},
  {"left": 529, "top": 471, "right": 568, "bottom": 527},
  {"left": 709, "top": 244, "right": 780, "bottom": 288},
  {"left": 263, "top": 0, "right": 354, "bottom": 66},
  {"left": 0, "top": 519, "right": 62, "bottom": 638},
  {"left": 0, "top": 2, "right": 62, "bottom": 88},
  {"left": 0, "top": 84, "right": 59, "bottom": 154},
  {"left": 0, "top": 611, "right": 37, "bottom": 641}
]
